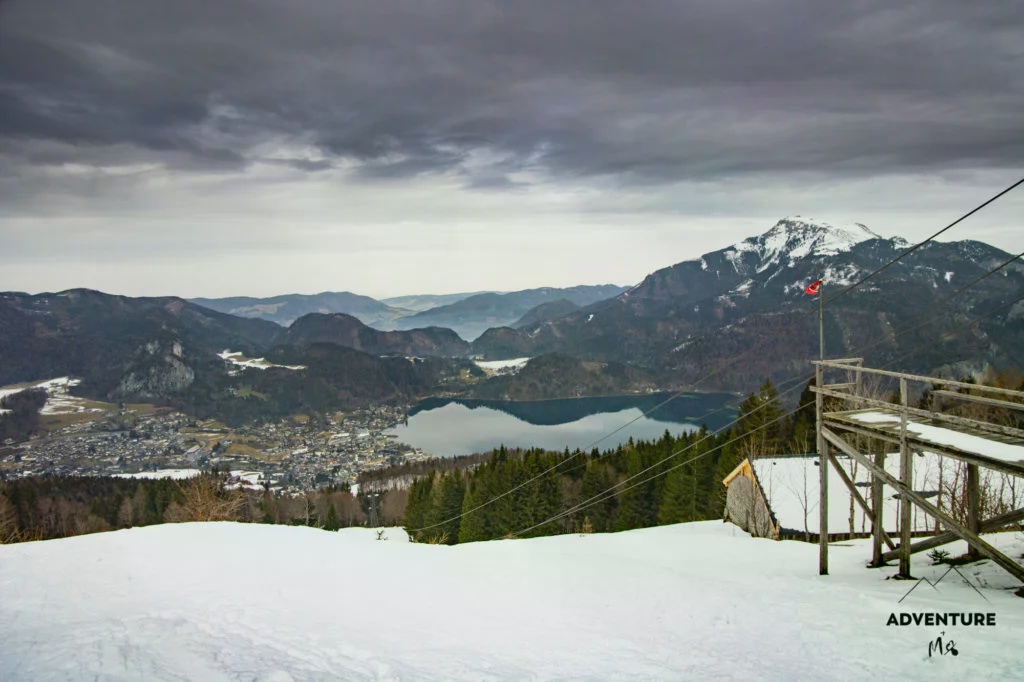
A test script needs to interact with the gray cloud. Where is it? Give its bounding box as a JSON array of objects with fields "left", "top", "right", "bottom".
[
  {"left": 2, "top": 0, "right": 1022, "bottom": 191},
  {"left": 0, "top": 0, "right": 1022, "bottom": 297}
]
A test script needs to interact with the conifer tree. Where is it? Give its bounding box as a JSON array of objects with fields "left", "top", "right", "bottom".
[
  {"left": 323, "top": 502, "right": 340, "bottom": 531},
  {"left": 426, "top": 470, "right": 466, "bottom": 544},
  {"left": 734, "top": 378, "right": 786, "bottom": 458},
  {"left": 457, "top": 471, "right": 491, "bottom": 543},
  {"left": 613, "top": 448, "right": 656, "bottom": 531},
  {"left": 403, "top": 472, "right": 435, "bottom": 541},
  {"left": 580, "top": 461, "right": 616, "bottom": 532}
]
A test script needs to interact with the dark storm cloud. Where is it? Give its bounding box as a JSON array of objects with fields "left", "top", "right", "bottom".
[{"left": 1, "top": 0, "right": 1022, "bottom": 191}]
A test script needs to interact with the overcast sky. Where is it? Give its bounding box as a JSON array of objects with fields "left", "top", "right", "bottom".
[{"left": 1, "top": 1, "right": 1022, "bottom": 299}]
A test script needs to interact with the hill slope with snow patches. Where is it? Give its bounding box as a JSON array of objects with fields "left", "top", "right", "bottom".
[{"left": 1, "top": 521, "right": 1022, "bottom": 680}]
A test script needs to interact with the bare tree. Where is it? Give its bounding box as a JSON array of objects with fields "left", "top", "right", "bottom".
[
  {"left": 117, "top": 496, "right": 135, "bottom": 528},
  {"left": 0, "top": 493, "right": 17, "bottom": 543},
  {"left": 380, "top": 489, "right": 408, "bottom": 526},
  {"left": 166, "top": 476, "right": 245, "bottom": 523}
]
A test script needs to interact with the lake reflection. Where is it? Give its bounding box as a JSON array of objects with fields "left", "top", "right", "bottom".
[{"left": 386, "top": 392, "right": 737, "bottom": 457}]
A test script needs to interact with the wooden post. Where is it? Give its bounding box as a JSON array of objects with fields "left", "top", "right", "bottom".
[
  {"left": 880, "top": 506, "right": 1024, "bottom": 564},
  {"left": 827, "top": 451, "right": 895, "bottom": 550},
  {"left": 967, "top": 463, "right": 981, "bottom": 560},
  {"left": 816, "top": 362, "right": 828, "bottom": 575},
  {"left": 898, "top": 377, "right": 913, "bottom": 579},
  {"left": 823, "top": 427, "right": 1024, "bottom": 587},
  {"left": 870, "top": 450, "right": 886, "bottom": 566}
]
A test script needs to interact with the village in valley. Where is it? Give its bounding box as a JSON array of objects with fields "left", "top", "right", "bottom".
[{"left": 0, "top": 378, "right": 430, "bottom": 494}]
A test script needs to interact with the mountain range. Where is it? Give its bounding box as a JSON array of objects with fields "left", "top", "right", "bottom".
[
  {"left": 389, "top": 285, "right": 629, "bottom": 340},
  {"left": 190, "top": 285, "right": 628, "bottom": 340},
  {"left": 189, "top": 291, "right": 410, "bottom": 329},
  {"left": 2, "top": 217, "right": 1021, "bottom": 420},
  {"left": 0, "top": 290, "right": 478, "bottom": 424},
  {"left": 471, "top": 217, "right": 1024, "bottom": 390}
]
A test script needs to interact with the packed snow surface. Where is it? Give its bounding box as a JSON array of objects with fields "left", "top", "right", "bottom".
[
  {"left": 1, "top": 522, "right": 1022, "bottom": 680},
  {"left": 849, "top": 411, "right": 1024, "bottom": 465}
]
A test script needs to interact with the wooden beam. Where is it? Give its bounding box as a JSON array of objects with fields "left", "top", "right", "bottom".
[
  {"left": 855, "top": 365, "right": 864, "bottom": 410},
  {"left": 899, "top": 377, "right": 913, "bottom": 579},
  {"left": 826, "top": 451, "right": 896, "bottom": 550},
  {"left": 967, "top": 464, "right": 981, "bottom": 560},
  {"left": 871, "top": 451, "right": 887, "bottom": 567},
  {"left": 823, "top": 417, "right": 1024, "bottom": 479},
  {"left": 817, "top": 357, "right": 865, "bottom": 366},
  {"left": 813, "top": 386, "right": 1024, "bottom": 441},
  {"left": 822, "top": 428, "right": 1024, "bottom": 586},
  {"left": 813, "top": 361, "right": 1024, "bottom": 401},
  {"left": 879, "top": 506, "right": 1024, "bottom": 563},
  {"left": 931, "top": 389, "right": 1024, "bottom": 413}
]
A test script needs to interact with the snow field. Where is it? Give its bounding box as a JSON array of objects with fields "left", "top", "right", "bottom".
[
  {"left": 0, "top": 376, "right": 100, "bottom": 416},
  {"left": 1, "top": 521, "right": 1022, "bottom": 680},
  {"left": 219, "top": 350, "right": 306, "bottom": 371},
  {"left": 473, "top": 357, "right": 531, "bottom": 372}
]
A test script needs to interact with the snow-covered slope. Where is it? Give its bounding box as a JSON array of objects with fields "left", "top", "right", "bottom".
[
  {"left": 1, "top": 522, "right": 1022, "bottom": 680},
  {"left": 722, "top": 216, "right": 883, "bottom": 278},
  {"left": 732, "top": 216, "right": 881, "bottom": 260}
]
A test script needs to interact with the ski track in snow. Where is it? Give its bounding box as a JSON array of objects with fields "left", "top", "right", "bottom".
[{"left": 1, "top": 522, "right": 1022, "bottom": 680}]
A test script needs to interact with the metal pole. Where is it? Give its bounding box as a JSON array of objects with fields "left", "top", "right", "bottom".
[
  {"left": 819, "top": 280, "right": 825, "bottom": 361},
  {"left": 817, "top": 279, "right": 828, "bottom": 575},
  {"left": 817, "top": 361, "right": 828, "bottom": 575}
]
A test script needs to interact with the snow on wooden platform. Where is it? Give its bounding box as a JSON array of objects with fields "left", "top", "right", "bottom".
[
  {"left": 1, "top": 522, "right": 1023, "bottom": 680},
  {"left": 848, "top": 411, "right": 1024, "bottom": 466}
]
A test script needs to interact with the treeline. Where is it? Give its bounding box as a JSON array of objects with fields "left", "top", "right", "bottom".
[
  {"left": 404, "top": 379, "right": 804, "bottom": 544},
  {"left": 403, "top": 433, "right": 732, "bottom": 545},
  {"left": 357, "top": 451, "right": 494, "bottom": 487},
  {"left": 0, "top": 474, "right": 373, "bottom": 544},
  {"left": 0, "top": 389, "right": 48, "bottom": 443}
]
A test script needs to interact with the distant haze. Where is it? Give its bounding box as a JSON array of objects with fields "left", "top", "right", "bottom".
[{"left": 1, "top": 1, "right": 1022, "bottom": 297}]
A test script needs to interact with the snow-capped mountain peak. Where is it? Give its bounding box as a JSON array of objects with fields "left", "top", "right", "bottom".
[{"left": 725, "top": 216, "right": 881, "bottom": 274}]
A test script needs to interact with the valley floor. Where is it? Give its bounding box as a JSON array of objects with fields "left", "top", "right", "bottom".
[{"left": 1, "top": 521, "right": 1022, "bottom": 680}]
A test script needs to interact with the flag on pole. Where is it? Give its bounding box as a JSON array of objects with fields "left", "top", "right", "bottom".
[{"left": 804, "top": 279, "right": 822, "bottom": 296}]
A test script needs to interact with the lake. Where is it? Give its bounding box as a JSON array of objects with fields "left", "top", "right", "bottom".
[{"left": 385, "top": 392, "right": 738, "bottom": 457}]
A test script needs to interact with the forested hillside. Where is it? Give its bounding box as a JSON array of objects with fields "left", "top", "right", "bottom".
[{"left": 404, "top": 379, "right": 810, "bottom": 543}]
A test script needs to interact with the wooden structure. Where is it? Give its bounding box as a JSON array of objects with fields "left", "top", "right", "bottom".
[
  {"left": 722, "top": 458, "right": 780, "bottom": 540},
  {"left": 811, "top": 358, "right": 1024, "bottom": 592},
  {"left": 722, "top": 452, "right": 955, "bottom": 542}
]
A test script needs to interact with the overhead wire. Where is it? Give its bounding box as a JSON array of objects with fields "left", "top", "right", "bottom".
[
  {"left": 505, "top": 292, "right": 1024, "bottom": 538},
  {"left": 406, "top": 180, "right": 1022, "bottom": 535},
  {"left": 824, "top": 176, "right": 1024, "bottom": 307}
]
